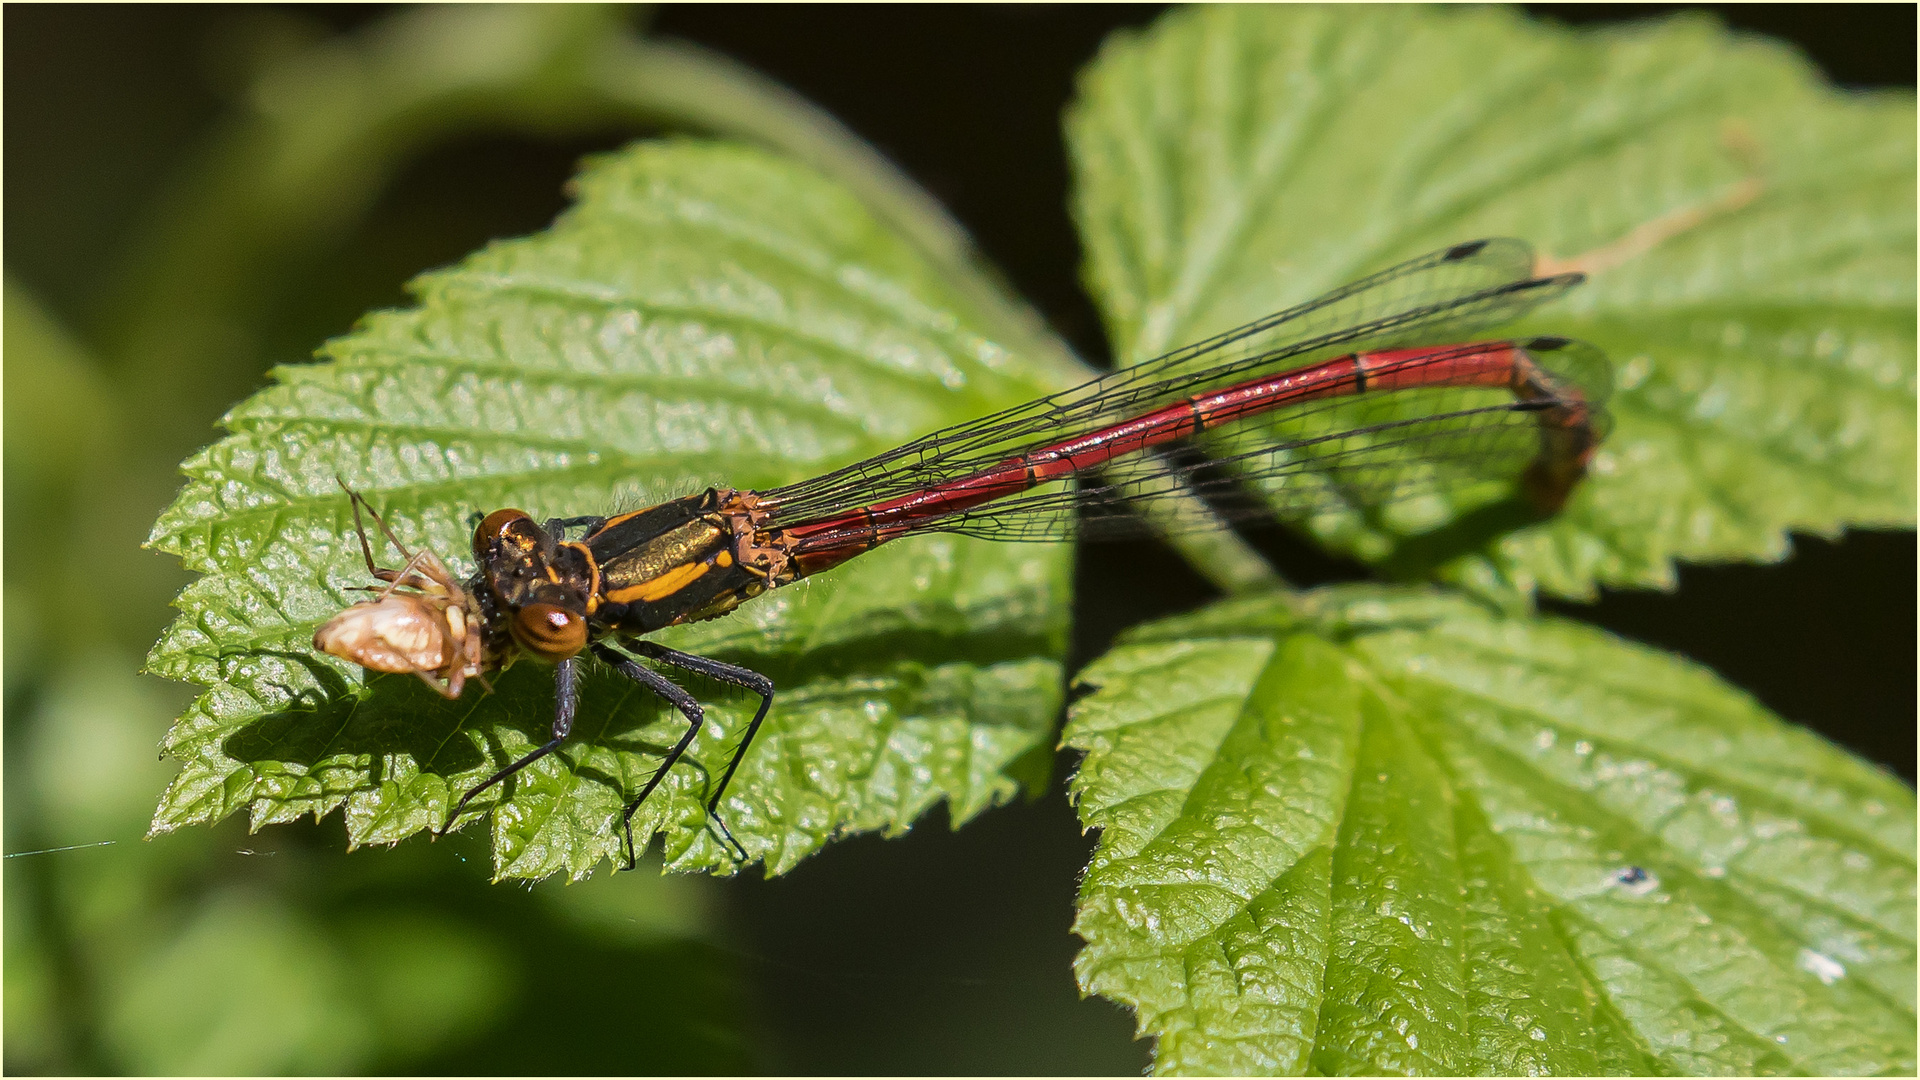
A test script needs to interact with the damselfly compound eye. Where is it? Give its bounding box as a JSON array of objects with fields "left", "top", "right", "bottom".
[
  {"left": 511, "top": 602, "right": 587, "bottom": 660},
  {"left": 474, "top": 507, "right": 532, "bottom": 561}
]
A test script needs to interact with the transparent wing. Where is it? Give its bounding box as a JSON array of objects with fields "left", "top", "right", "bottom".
[
  {"left": 761, "top": 239, "right": 1581, "bottom": 525},
  {"left": 777, "top": 338, "right": 1611, "bottom": 549}
]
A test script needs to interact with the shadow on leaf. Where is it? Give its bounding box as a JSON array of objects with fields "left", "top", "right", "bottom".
[{"left": 218, "top": 616, "right": 1062, "bottom": 829}]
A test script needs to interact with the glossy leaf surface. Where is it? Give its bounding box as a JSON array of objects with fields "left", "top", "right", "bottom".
[{"left": 1068, "top": 586, "right": 1915, "bottom": 1075}]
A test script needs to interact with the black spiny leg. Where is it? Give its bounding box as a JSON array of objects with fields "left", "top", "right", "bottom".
[
  {"left": 588, "top": 643, "right": 734, "bottom": 869},
  {"left": 543, "top": 515, "right": 607, "bottom": 538},
  {"left": 441, "top": 656, "right": 580, "bottom": 834},
  {"left": 625, "top": 640, "right": 774, "bottom": 860}
]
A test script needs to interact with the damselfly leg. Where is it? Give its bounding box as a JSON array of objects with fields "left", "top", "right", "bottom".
[
  {"left": 439, "top": 656, "right": 580, "bottom": 834},
  {"left": 342, "top": 482, "right": 442, "bottom": 597},
  {"left": 438, "top": 639, "right": 770, "bottom": 869},
  {"left": 620, "top": 641, "right": 774, "bottom": 863},
  {"left": 586, "top": 643, "right": 769, "bottom": 867}
]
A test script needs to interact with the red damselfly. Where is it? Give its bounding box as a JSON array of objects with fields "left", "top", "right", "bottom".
[{"left": 313, "top": 238, "right": 1610, "bottom": 867}]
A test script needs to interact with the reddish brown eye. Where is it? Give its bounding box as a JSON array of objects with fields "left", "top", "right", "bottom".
[
  {"left": 511, "top": 603, "right": 587, "bottom": 660},
  {"left": 474, "top": 508, "right": 531, "bottom": 561}
]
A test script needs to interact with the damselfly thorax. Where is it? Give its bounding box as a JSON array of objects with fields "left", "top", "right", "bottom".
[{"left": 312, "top": 238, "right": 1612, "bottom": 869}]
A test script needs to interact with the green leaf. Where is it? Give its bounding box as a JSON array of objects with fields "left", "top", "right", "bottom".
[
  {"left": 145, "top": 139, "right": 1075, "bottom": 879},
  {"left": 1069, "top": 6, "right": 1915, "bottom": 599},
  {"left": 1066, "top": 586, "right": 1914, "bottom": 1075}
]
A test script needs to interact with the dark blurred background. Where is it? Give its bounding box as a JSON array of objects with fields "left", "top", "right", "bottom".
[{"left": 5, "top": 5, "right": 1912, "bottom": 1075}]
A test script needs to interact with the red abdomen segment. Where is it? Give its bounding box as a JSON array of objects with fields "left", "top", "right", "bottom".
[{"left": 784, "top": 339, "right": 1599, "bottom": 576}]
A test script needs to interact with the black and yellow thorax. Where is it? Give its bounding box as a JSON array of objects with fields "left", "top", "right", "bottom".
[{"left": 467, "top": 488, "right": 801, "bottom": 665}]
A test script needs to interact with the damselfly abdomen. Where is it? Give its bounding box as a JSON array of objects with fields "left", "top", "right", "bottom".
[{"left": 314, "top": 238, "right": 1610, "bottom": 868}]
